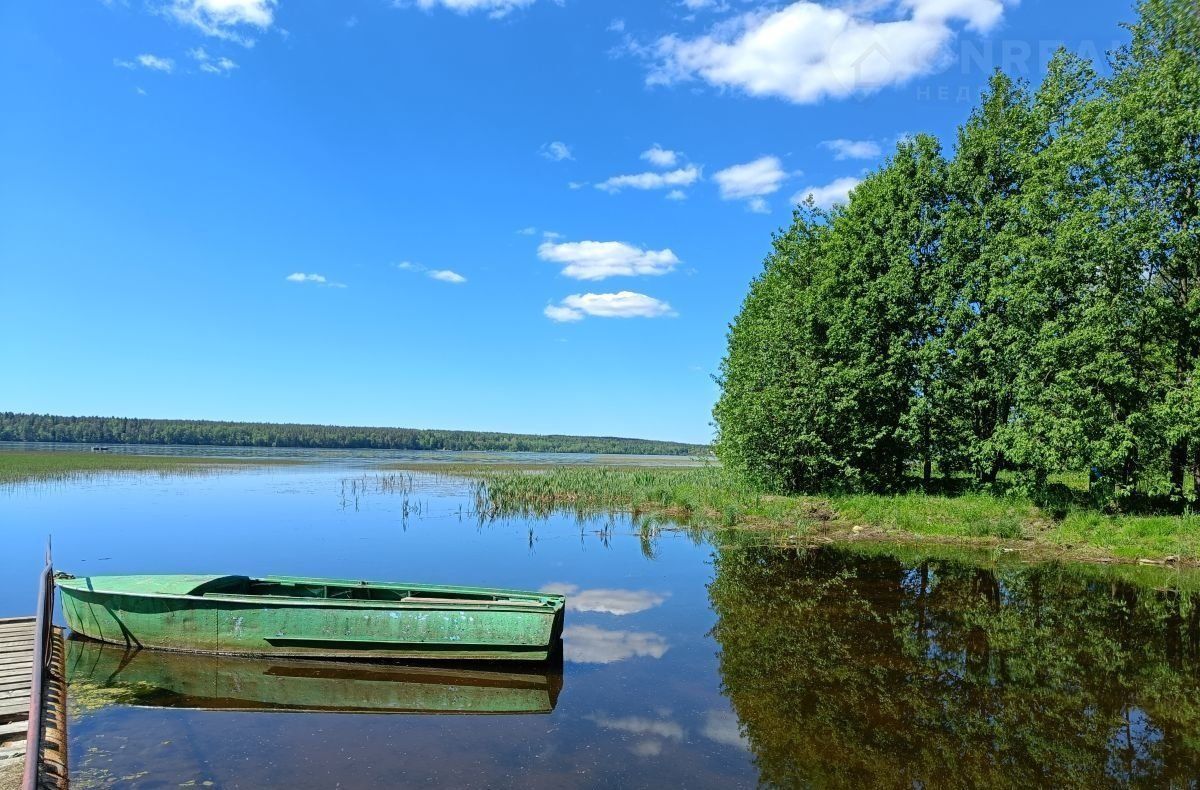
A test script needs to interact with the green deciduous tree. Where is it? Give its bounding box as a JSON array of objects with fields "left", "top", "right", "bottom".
[{"left": 715, "top": 0, "right": 1200, "bottom": 506}]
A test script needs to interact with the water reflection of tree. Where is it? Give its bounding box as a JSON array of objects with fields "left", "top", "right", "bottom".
[{"left": 708, "top": 545, "right": 1200, "bottom": 788}]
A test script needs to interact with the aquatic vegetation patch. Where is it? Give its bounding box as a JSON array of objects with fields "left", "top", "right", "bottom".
[{"left": 0, "top": 450, "right": 303, "bottom": 486}]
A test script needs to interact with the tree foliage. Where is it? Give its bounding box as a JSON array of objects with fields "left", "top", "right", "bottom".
[{"left": 714, "top": 0, "right": 1200, "bottom": 504}]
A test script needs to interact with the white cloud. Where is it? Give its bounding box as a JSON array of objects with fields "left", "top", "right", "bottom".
[
  {"left": 586, "top": 715, "right": 685, "bottom": 741},
  {"left": 641, "top": 145, "right": 679, "bottom": 168},
  {"left": 395, "top": 261, "right": 467, "bottom": 283},
  {"left": 428, "top": 269, "right": 466, "bottom": 283},
  {"left": 648, "top": 0, "right": 1012, "bottom": 104},
  {"left": 545, "top": 292, "right": 677, "bottom": 322},
  {"left": 285, "top": 272, "right": 346, "bottom": 287},
  {"left": 168, "top": 0, "right": 276, "bottom": 44},
  {"left": 545, "top": 304, "right": 584, "bottom": 322},
  {"left": 135, "top": 54, "right": 175, "bottom": 72},
  {"left": 608, "top": 18, "right": 626, "bottom": 32},
  {"left": 631, "top": 740, "right": 664, "bottom": 757},
  {"left": 541, "top": 584, "right": 668, "bottom": 615},
  {"left": 666, "top": 189, "right": 687, "bottom": 201},
  {"left": 792, "top": 176, "right": 862, "bottom": 208},
  {"left": 517, "top": 226, "right": 538, "bottom": 235},
  {"left": 286, "top": 272, "right": 326, "bottom": 283},
  {"left": 190, "top": 47, "right": 238, "bottom": 73},
  {"left": 904, "top": 0, "right": 1009, "bottom": 31},
  {"left": 713, "top": 156, "right": 786, "bottom": 200},
  {"left": 563, "top": 625, "right": 670, "bottom": 663},
  {"left": 567, "top": 181, "right": 586, "bottom": 190},
  {"left": 538, "top": 240, "right": 679, "bottom": 280},
  {"left": 701, "top": 709, "right": 749, "bottom": 749},
  {"left": 747, "top": 197, "right": 770, "bottom": 213},
  {"left": 596, "top": 165, "right": 700, "bottom": 193},
  {"left": 540, "top": 141, "right": 573, "bottom": 161},
  {"left": 410, "top": 0, "right": 538, "bottom": 17},
  {"left": 822, "top": 138, "right": 883, "bottom": 160}
]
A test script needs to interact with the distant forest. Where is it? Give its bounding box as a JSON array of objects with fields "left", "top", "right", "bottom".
[{"left": 0, "top": 413, "right": 706, "bottom": 456}]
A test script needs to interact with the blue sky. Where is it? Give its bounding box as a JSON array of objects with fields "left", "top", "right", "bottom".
[{"left": 0, "top": 0, "right": 1136, "bottom": 444}]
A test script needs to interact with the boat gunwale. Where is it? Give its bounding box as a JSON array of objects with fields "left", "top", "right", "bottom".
[
  {"left": 116, "top": 703, "right": 554, "bottom": 715},
  {"left": 58, "top": 574, "right": 566, "bottom": 613}
]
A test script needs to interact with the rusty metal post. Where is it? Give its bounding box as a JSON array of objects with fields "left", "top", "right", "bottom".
[{"left": 21, "top": 553, "right": 54, "bottom": 790}]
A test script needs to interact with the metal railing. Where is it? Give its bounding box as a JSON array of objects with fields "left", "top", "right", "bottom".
[{"left": 21, "top": 547, "right": 54, "bottom": 790}]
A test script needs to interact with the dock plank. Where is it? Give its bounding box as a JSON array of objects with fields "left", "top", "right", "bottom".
[{"left": 0, "top": 720, "right": 27, "bottom": 738}]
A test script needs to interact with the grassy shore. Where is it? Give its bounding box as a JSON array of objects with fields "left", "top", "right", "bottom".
[
  {"left": 438, "top": 465, "right": 1200, "bottom": 567},
  {"left": 0, "top": 450, "right": 302, "bottom": 485}
]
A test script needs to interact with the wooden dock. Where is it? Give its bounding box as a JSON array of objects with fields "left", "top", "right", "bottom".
[{"left": 0, "top": 564, "right": 68, "bottom": 790}]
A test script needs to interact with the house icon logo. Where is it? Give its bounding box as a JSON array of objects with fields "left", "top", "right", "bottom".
[{"left": 842, "top": 39, "right": 896, "bottom": 97}]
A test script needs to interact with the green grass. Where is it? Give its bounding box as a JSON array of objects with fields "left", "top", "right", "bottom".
[
  {"left": 0, "top": 450, "right": 302, "bottom": 485},
  {"left": 828, "top": 493, "right": 1038, "bottom": 540},
  {"left": 1047, "top": 511, "right": 1200, "bottom": 561},
  {"left": 439, "top": 464, "right": 1200, "bottom": 565}
]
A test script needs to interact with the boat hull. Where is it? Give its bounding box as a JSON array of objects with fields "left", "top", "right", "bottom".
[{"left": 59, "top": 575, "right": 565, "bottom": 662}]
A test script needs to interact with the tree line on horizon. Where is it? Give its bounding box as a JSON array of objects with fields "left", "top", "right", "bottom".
[
  {"left": 0, "top": 413, "right": 705, "bottom": 456},
  {"left": 714, "top": 0, "right": 1199, "bottom": 506}
]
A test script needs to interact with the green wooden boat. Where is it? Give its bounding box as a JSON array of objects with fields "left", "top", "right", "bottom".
[
  {"left": 58, "top": 573, "right": 566, "bottom": 662},
  {"left": 67, "top": 637, "right": 562, "bottom": 714}
]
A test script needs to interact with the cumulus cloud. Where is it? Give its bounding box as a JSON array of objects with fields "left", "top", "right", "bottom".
[
  {"left": 541, "top": 584, "right": 668, "bottom": 615},
  {"left": 428, "top": 269, "right": 466, "bottom": 283},
  {"left": 586, "top": 715, "right": 685, "bottom": 741},
  {"left": 648, "top": 0, "right": 1012, "bottom": 104},
  {"left": 168, "top": 0, "right": 276, "bottom": 44},
  {"left": 666, "top": 189, "right": 687, "bottom": 201},
  {"left": 545, "top": 304, "right": 585, "bottom": 322},
  {"left": 701, "top": 709, "right": 749, "bottom": 749},
  {"left": 640, "top": 145, "right": 680, "bottom": 168},
  {"left": 538, "top": 241, "right": 679, "bottom": 280},
  {"left": 713, "top": 156, "right": 787, "bottom": 211},
  {"left": 544, "top": 292, "right": 677, "bottom": 322},
  {"left": 821, "top": 138, "right": 882, "bottom": 160},
  {"left": 540, "top": 141, "right": 574, "bottom": 161},
  {"left": 792, "top": 176, "right": 862, "bottom": 208},
  {"left": 285, "top": 272, "right": 346, "bottom": 287},
  {"left": 563, "top": 625, "right": 670, "bottom": 663},
  {"left": 596, "top": 165, "right": 700, "bottom": 194}
]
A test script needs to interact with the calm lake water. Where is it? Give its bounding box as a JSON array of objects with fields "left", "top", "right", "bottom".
[{"left": 3, "top": 457, "right": 1200, "bottom": 788}]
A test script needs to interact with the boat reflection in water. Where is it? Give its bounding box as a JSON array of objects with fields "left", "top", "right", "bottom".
[{"left": 66, "top": 636, "right": 563, "bottom": 715}]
